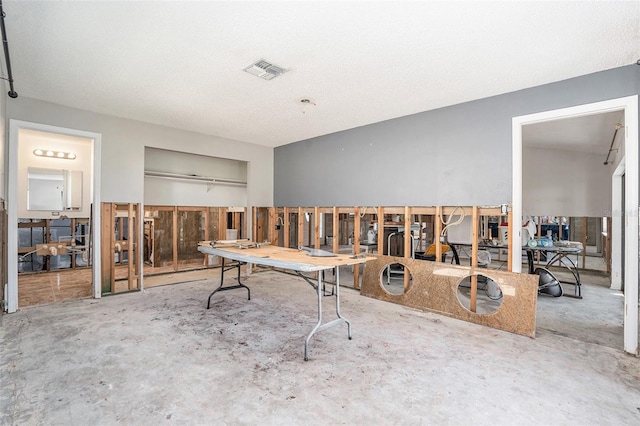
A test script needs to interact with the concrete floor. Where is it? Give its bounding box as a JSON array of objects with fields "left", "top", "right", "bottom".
[{"left": 1, "top": 269, "right": 639, "bottom": 425}]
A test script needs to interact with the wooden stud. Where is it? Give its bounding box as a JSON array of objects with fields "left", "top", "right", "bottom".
[
  {"left": 268, "top": 207, "right": 277, "bottom": 246},
  {"left": 219, "top": 207, "right": 227, "bottom": 240},
  {"left": 172, "top": 206, "right": 178, "bottom": 272},
  {"left": 377, "top": 206, "right": 384, "bottom": 255},
  {"left": 70, "top": 219, "right": 76, "bottom": 269},
  {"left": 536, "top": 217, "right": 541, "bottom": 265},
  {"left": 314, "top": 207, "right": 320, "bottom": 249},
  {"left": 204, "top": 207, "right": 210, "bottom": 266},
  {"left": 582, "top": 216, "right": 587, "bottom": 269},
  {"left": 283, "top": 207, "right": 290, "bottom": 248},
  {"left": 470, "top": 206, "right": 479, "bottom": 313},
  {"left": 332, "top": 206, "right": 339, "bottom": 254},
  {"left": 353, "top": 207, "right": 361, "bottom": 289},
  {"left": 435, "top": 206, "right": 442, "bottom": 262},
  {"left": 135, "top": 203, "right": 142, "bottom": 287},
  {"left": 100, "top": 203, "right": 114, "bottom": 294},
  {"left": 128, "top": 203, "right": 135, "bottom": 290},
  {"left": 507, "top": 208, "right": 513, "bottom": 272},
  {"left": 298, "top": 207, "right": 304, "bottom": 248},
  {"left": 251, "top": 207, "right": 256, "bottom": 242},
  {"left": 117, "top": 216, "right": 124, "bottom": 264},
  {"left": 403, "top": 206, "right": 411, "bottom": 292},
  {"left": 411, "top": 207, "right": 436, "bottom": 215}
]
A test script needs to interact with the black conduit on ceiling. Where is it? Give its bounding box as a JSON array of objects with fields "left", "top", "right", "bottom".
[{"left": 0, "top": 0, "right": 17, "bottom": 98}]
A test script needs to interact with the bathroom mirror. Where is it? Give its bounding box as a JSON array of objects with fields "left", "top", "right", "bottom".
[{"left": 27, "top": 167, "right": 82, "bottom": 211}]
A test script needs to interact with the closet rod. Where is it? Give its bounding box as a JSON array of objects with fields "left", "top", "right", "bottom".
[{"left": 603, "top": 124, "right": 622, "bottom": 165}]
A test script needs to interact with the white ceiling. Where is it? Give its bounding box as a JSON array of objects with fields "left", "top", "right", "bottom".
[
  {"left": 3, "top": 1, "right": 639, "bottom": 148},
  {"left": 523, "top": 110, "right": 625, "bottom": 154}
]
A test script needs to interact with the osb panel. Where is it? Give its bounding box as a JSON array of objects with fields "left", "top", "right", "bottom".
[
  {"left": 360, "top": 255, "right": 538, "bottom": 337},
  {"left": 19, "top": 268, "right": 92, "bottom": 307},
  {"left": 154, "top": 210, "right": 174, "bottom": 265},
  {"left": 208, "top": 208, "right": 221, "bottom": 240},
  {"left": 177, "top": 210, "right": 204, "bottom": 261}
]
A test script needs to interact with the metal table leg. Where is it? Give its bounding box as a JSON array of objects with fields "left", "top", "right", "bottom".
[
  {"left": 303, "top": 267, "right": 352, "bottom": 361},
  {"left": 206, "top": 257, "right": 251, "bottom": 309},
  {"left": 546, "top": 252, "right": 582, "bottom": 299}
]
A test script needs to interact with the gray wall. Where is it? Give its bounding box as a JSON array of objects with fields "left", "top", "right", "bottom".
[
  {"left": 523, "top": 147, "right": 613, "bottom": 217},
  {"left": 274, "top": 65, "right": 640, "bottom": 207}
]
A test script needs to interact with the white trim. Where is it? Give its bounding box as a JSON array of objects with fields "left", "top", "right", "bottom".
[
  {"left": 7, "top": 121, "right": 18, "bottom": 312},
  {"left": 611, "top": 161, "right": 624, "bottom": 291},
  {"left": 511, "top": 118, "right": 523, "bottom": 273},
  {"left": 512, "top": 95, "right": 638, "bottom": 355},
  {"left": 622, "top": 98, "right": 639, "bottom": 355},
  {"left": 7, "top": 120, "right": 102, "bottom": 312}
]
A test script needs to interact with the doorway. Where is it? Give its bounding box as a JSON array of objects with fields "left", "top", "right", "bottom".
[
  {"left": 512, "top": 95, "right": 638, "bottom": 354},
  {"left": 7, "top": 120, "right": 102, "bottom": 313}
]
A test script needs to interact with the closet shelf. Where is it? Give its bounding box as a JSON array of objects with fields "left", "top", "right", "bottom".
[{"left": 144, "top": 171, "right": 247, "bottom": 191}]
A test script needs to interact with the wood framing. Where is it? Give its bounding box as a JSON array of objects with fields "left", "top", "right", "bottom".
[
  {"left": 101, "top": 202, "right": 114, "bottom": 293},
  {"left": 249, "top": 205, "right": 514, "bottom": 291}
]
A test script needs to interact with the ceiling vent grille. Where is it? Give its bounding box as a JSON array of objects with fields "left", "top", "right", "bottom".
[{"left": 243, "top": 59, "right": 287, "bottom": 80}]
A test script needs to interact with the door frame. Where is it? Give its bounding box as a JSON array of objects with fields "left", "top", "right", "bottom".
[
  {"left": 512, "top": 95, "right": 638, "bottom": 355},
  {"left": 611, "top": 161, "right": 625, "bottom": 291},
  {"left": 7, "top": 120, "right": 102, "bottom": 313}
]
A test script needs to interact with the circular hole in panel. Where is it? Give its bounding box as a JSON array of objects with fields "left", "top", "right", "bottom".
[
  {"left": 379, "top": 262, "right": 413, "bottom": 295},
  {"left": 456, "top": 274, "right": 503, "bottom": 315}
]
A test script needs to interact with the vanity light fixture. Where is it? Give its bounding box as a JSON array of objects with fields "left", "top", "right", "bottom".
[{"left": 33, "top": 149, "right": 76, "bottom": 160}]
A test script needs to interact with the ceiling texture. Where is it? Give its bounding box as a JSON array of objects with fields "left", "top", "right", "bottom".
[{"left": 3, "top": 1, "right": 639, "bottom": 148}]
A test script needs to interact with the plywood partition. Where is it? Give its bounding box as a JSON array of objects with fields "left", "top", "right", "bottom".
[{"left": 361, "top": 255, "right": 538, "bottom": 337}]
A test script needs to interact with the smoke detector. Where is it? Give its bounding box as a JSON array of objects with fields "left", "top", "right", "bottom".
[{"left": 243, "top": 59, "right": 287, "bottom": 80}]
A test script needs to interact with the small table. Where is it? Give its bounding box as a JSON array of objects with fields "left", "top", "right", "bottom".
[
  {"left": 448, "top": 241, "right": 583, "bottom": 298},
  {"left": 197, "top": 242, "right": 372, "bottom": 360},
  {"left": 524, "top": 245, "right": 583, "bottom": 298}
]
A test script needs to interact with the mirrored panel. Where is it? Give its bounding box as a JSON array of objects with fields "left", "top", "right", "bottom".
[{"left": 27, "top": 167, "right": 82, "bottom": 211}]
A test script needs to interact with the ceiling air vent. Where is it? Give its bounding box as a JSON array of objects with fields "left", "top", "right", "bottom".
[{"left": 243, "top": 59, "right": 287, "bottom": 80}]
